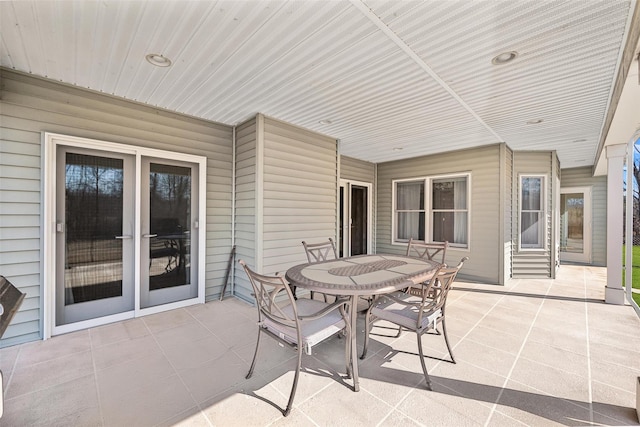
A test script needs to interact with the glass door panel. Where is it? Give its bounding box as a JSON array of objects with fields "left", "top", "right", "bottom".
[
  {"left": 140, "top": 158, "right": 198, "bottom": 308},
  {"left": 560, "top": 188, "right": 591, "bottom": 263},
  {"left": 56, "top": 149, "right": 135, "bottom": 326}
]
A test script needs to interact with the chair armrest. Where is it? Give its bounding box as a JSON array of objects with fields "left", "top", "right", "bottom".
[{"left": 297, "top": 297, "right": 350, "bottom": 321}]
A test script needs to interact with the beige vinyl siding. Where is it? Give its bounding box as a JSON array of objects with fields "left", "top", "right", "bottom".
[
  {"left": 233, "top": 118, "right": 258, "bottom": 301},
  {"left": 0, "top": 69, "right": 233, "bottom": 346},
  {"left": 340, "top": 155, "right": 375, "bottom": 183},
  {"left": 561, "top": 166, "right": 607, "bottom": 266},
  {"left": 262, "top": 116, "right": 338, "bottom": 276},
  {"left": 377, "top": 144, "right": 504, "bottom": 284},
  {"left": 512, "top": 151, "right": 555, "bottom": 278}
]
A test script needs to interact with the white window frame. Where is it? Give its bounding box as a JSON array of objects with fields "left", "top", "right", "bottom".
[
  {"left": 519, "top": 174, "right": 547, "bottom": 251},
  {"left": 392, "top": 173, "right": 470, "bottom": 249}
]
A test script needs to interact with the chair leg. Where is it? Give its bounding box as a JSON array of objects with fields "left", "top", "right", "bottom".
[
  {"left": 360, "top": 308, "right": 372, "bottom": 360},
  {"left": 246, "top": 329, "right": 262, "bottom": 379},
  {"left": 416, "top": 333, "right": 433, "bottom": 390},
  {"left": 394, "top": 325, "right": 403, "bottom": 338},
  {"left": 284, "top": 344, "right": 303, "bottom": 416},
  {"left": 340, "top": 305, "right": 352, "bottom": 378},
  {"left": 441, "top": 318, "right": 456, "bottom": 364}
]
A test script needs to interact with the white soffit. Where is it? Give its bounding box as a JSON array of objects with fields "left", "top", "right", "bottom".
[{"left": 0, "top": 0, "right": 635, "bottom": 167}]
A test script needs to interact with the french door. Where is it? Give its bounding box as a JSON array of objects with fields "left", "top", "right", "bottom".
[
  {"left": 339, "top": 180, "right": 372, "bottom": 257},
  {"left": 49, "top": 134, "right": 204, "bottom": 335},
  {"left": 560, "top": 187, "right": 592, "bottom": 264}
]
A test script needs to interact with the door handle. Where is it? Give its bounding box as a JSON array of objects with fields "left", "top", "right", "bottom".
[
  {"left": 115, "top": 235, "right": 132, "bottom": 239},
  {"left": 142, "top": 234, "right": 158, "bottom": 238}
]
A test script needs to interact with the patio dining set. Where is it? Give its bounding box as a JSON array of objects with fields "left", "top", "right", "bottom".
[{"left": 239, "top": 238, "right": 467, "bottom": 416}]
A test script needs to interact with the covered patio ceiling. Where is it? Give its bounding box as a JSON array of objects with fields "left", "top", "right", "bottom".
[{"left": 1, "top": 0, "right": 638, "bottom": 169}]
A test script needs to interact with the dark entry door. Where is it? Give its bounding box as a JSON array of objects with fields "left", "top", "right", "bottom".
[{"left": 350, "top": 185, "right": 368, "bottom": 256}]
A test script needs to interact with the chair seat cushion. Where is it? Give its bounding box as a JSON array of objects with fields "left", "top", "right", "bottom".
[
  {"left": 371, "top": 295, "right": 441, "bottom": 332},
  {"left": 263, "top": 299, "right": 345, "bottom": 353}
]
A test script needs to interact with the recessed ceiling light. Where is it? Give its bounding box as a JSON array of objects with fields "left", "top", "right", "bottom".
[
  {"left": 526, "top": 118, "right": 544, "bottom": 124},
  {"left": 393, "top": 147, "right": 403, "bottom": 152},
  {"left": 318, "top": 119, "right": 332, "bottom": 125},
  {"left": 491, "top": 51, "right": 518, "bottom": 65},
  {"left": 573, "top": 138, "right": 587, "bottom": 143},
  {"left": 145, "top": 53, "right": 172, "bottom": 67}
]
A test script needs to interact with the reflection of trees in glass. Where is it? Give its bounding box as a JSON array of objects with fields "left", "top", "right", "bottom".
[
  {"left": 65, "top": 154, "right": 123, "bottom": 264},
  {"left": 149, "top": 164, "right": 191, "bottom": 234}
]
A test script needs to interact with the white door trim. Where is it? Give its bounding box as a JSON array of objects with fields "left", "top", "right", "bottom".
[
  {"left": 339, "top": 179, "right": 373, "bottom": 256},
  {"left": 559, "top": 186, "right": 592, "bottom": 264},
  {"left": 43, "top": 132, "right": 206, "bottom": 338}
]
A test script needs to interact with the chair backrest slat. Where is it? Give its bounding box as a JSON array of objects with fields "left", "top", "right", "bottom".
[
  {"left": 239, "top": 260, "right": 298, "bottom": 327},
  {"left": 302, "top": 238, "right": 338, "bottom": 263},
  {"left": 406, "top": 238, "right": 448, "bottom": 264}
]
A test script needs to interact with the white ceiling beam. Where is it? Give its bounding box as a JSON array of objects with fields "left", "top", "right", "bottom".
[{"left": 350, "top": 0, "right": 505, "bottom": 143}]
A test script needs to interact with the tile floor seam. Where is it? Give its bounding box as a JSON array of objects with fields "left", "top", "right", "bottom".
[
  {"left": 504, "top": 374, "right": 633, "bottom": 426},
  {"left": 89, "top": 329, "right": 106, "bottom": 427},
  {"left": 1, "top": 343, "right": 22, "bottom": 399},
  {"left": 583, "top": 267, "right": 594, "bottom": 425},
  {"left": 483, "top": 278, "right": 553, "bottom": 427},
  {"left": 391, "top": 384, "right": 483, "bottom": 427},
  {"left": 140, "top": 314, "right": 206, "bottom": 427}
]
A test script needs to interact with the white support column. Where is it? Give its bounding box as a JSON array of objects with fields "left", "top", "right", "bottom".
[{"left": 605, "top": 143, "right": 627, "bottom": 304}]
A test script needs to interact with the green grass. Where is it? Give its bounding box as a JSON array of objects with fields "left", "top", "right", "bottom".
[{"left": 622, "top": 245, "right": 640, "bottom": 306}]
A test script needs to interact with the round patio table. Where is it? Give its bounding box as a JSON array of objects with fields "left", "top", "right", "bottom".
[{"left": 285, "top": 254, "right": 439, "bottom": 392}]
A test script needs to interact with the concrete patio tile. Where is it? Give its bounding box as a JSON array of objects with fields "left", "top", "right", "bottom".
[
  {"left": 162, "top": 334, "right": 230, "bottom": 371},
  {"left": 509, "top": 358, "right": 590, "bottom": 403},
  {"left": 459, "top": 325, "right": 526, "bottom": 355},
  {"left": 0, "top": 344, "right": 19, "bottom": 376},
  {"left": 2, "top": 267, "right": 638, "bottom": 427},
  {"left": 234, "top": 335, "right": 297, "bottom": 377},
  {"left": 89, "top": 317, "right": 149, "bottom": 348},
  {"left": 377, "top": 410, "right": 423, "bottom": 427},
  {"left": 297, "top": 382, "right": 394, "bottom": 427},
  {"left": 588, "top": 327, "right": 640, "bottom": 353},
  {"left": 15, "top": 329, "right": 91, "bottom": 366},
  {"left": 100, "top": 373, "right": 196, "bottom": 427},
  {"left": 357, "top": 352, "right": 425, "bottom": 407},
  {"left": 155, "top": 406, "right": 211, "bottom": 427},
  {"left": 153, "top": 320, "right": 213, "bottom": 350},
  {"left": 589, "top": 343, "right": 640, "bottom": 370},
  {"left": 526, "top": 326, "right": 588, "bottom": 356},
  {"left": 6, "top": 348, "right": 93, "bottom": 399},
  {"left": 519, "top": 340, "right": 589, "bottom": 377},
  {"left": 177, "top": 347, "right": 251, "bottom": 404},
  {"left": 262, "top": 353, "right": 346, "bottom": 408},
  {"left": 431, "top": 359, "right": 509, "bottom": 405},
  {"left": 92, "top": 334, "right": 162, "bottom": 371},
  {"left": 142, "top": 307, "right": 197, "bottom": 334},
  {"left": 590, "top": 358, "right": 640, "bottom": 393},
  {"left": 494, "top": 380, "right": 593, "bottom": 426},
  {"left": 396, "top": 387, "right": 485, "bottom": 426},
  {"left": 199, "top": 375, "right": 286, "bottom": 425},
  {"left": 447, "top": 339, "right": 517, "bottom": 378},
  {"left": 96, "top": 352, "right": 175, "bottom": 398},
  {"left": 0, "top": 374, "right": 101, "bottom": 426},
  {"left": 590, "top": 380, "right": 640, "bottom": 425},
  {"left": 209, "top": 316, "right": 258, "bottom": 349}
]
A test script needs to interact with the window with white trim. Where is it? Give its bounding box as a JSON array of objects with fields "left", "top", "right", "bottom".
[
  {"left": 520, "top": 175, "right": 545, "bottom": 249},
  {"left": 394, "top": 174, "right": 469, "bottom": 247}
]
